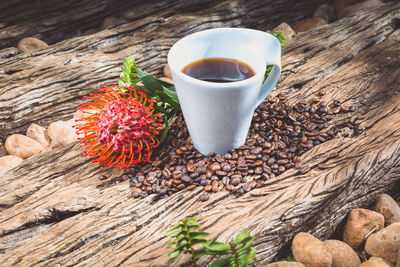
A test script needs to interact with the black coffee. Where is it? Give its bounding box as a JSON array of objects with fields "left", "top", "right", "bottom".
[{"left": 182, "top": 57, "right": 255, "bottom": 83}]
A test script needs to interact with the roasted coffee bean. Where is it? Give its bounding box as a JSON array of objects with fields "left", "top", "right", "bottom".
[
  {"left": 181, "top": 175, "right": 192, "bottom": 183},
  {"left": 254, "top": 160, "right": 263, "bottom": 166},
  {"left": 224, "top": 153, "right": 232, "bottom": 160},
  {"left": 200, "top": 179, "right": 211, "bottom": 186},
  {"left": 225, "top": 184, "right": 235, "bottom": 191},
  {"left": 349, "top": 106, "right": 356, "bottom": 112},
  {"left": 221, "top": 163, "right": 231, "bottom": 172},
  {"left": 245, "top": 154, "right": 257, "bottom": 160},
  {"left": 267, "top": 158, "right": 275, "bottom": 165},
  {"left": 278, "top": 151, "right": 288, "bottom": 158},
  {"left": 222, "top": 176, "right": 230, "bottom": 185},
  {"left": 237, "top": 187, "right": 245, "bottom": 195},
  {"left": 237, "top": 164, "right": 248, "bottom": 171},
  {"left": 231, "top": 177, "right": 241, "bottom": 186},
  {"left": 333, "top": 100, "right": 341, "bottom": 107},
  {"left": 162, "top": 169, "right": 171, "bottom": 179},
  {"left": 99, "top": 175, "right": 107, "bottom": 181},
  {"left": 187, "top": 185, "right": 196, "bottom": 190},
  {"left": 210, "top": 162, "right": 221, "bottom": 172},
  {"left": 278, "top": 165, "right": 285, "bottom": 173},
  {"left": 190, "top": 172, "right": 200, "bottom": 178},
  {"left": 216, "top": 170, "right": 227, "bottom": 176},
  {"left": 129, "top": 178, "right": 138, "bottom": 187},
  {"left": 277, "top": 159, "right": 289, "bottom": 165},
  {"left": 177, "top": 184, "right": 186, "bottom": 190},
  {"left": 214, "top": 153, "right": 225, "bottom": 162},
  {"left": 318, "top": 107, "right": 328, "bottom": 113},
  {"left": 204, "top": 184, "right": 212, "bottom": 191},
  {"left": 132, "top": 191, "right": 141, "bottom": 198},
  {"left": 199, "top": 194, "right": 209, "bottom": 201},
  {"left": 210, "top": 175, "right": 219, "bottom": 181},
  {"left": 186, "top": 163, "right": 196, "bottom": 173},
  {"left": 318, "top": 89, "right": 325, "bottom": 96},
  {"left": 250, "top": 147, "right": 262, "bottom": 154},
  {"left": 254, "top": 167, "right": 263, "bottom": 174},
  {"left": 172, "top": 170, "right": 183, "bottom": 179}
]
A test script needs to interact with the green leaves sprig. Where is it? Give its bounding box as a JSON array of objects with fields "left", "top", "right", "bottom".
[
  {"left": 166, "top": 217, "right": 257, "bottom": 267},
  {"left": 119, "top": 56, "right": 180, "bottom": 143},
  {"left": 166, "top": 218, "right": 208, "bottom": 267}
]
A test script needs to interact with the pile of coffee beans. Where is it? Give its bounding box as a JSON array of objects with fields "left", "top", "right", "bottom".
[{"left": 102, "top": 92, "right": 357, "bottom": 201}]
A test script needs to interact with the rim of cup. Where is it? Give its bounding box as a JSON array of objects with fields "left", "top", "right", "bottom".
[{"left": 168, "top": 28, "right": 266, "bottom": 89}]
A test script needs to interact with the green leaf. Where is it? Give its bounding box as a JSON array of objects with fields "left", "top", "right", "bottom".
[
  {"left": 194, "top": 248, "right": 208, "bottom": 259},
  {"left": 167, "top": 242, "right": 178, "bottom": 248},
  {"left": 168, "top": 249, "right": 181, "bottom": 258},
  {"left": 165, "top": 225, "right": 184, "bottom": 236},
  {"left": 248, "top": 248, "right": 257, "bottom": 262},
  {"left": 171, "top": 233, "right": 186, "bottom": 241},
  {"left": 191, "top": 238, "right": 208, "bottom": 246},
  {"left": 233, "top": 231, "right": 251, "bottom": 244},
  {"left": 137, "top": 69, "right": 163, "bottom": 89},
  {"left": 161, "top": 85, "right": 180, "bottom": 109},
  {"left": 119, "top": 55, "right": 140, "bottom": 85},
  {"left": 189, "top": 232, "right": 209, "bottom": 239},
  {"left": 211, "top": 256, "right": 232, "bottom": 267},
  {"left": 206, "top": 241, "right": 231, "bottom": 255},
  {"left": 158, "top": 114, "right": 177, "bottom": 144},
  {"left": 280, "top": 255, "right": 295, "bottom": 262},
  {"left": 273, "top": 30, "right": 286, "bottom": 46},
  {"left": 157, "top": 77, "right": 175, "bottom": 88},
  {"left": 237, "top": 240, "right": 254, "bottom": 251}
]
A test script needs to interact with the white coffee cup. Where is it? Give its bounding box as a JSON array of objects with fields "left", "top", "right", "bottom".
[{"left": 168, "top": 28, "right": 281, "bottom": 155}]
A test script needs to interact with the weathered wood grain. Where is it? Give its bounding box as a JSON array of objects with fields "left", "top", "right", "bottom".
[
  {"left": 0, "top": 2, "right": 400, "bottom": 267},
  {"left": 0, "top": 0, "right": 172, "bottom": 49},
  {"left": 0, "top": 0, "right": 326, "bottom": 141}
]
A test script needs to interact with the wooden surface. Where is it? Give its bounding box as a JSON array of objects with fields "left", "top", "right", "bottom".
[
  {"left": 0, "top": 1, "right": 400, "bottom": 267},
  {"left": 0, "top": 0, "right": 325, "bottom": 140}
]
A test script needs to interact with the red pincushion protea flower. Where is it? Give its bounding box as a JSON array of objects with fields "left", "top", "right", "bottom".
[{"left": 74, "top": 85, "right": 163, "bottom": 168}]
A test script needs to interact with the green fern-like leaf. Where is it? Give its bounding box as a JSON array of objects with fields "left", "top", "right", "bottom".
[{"left": 166, "top": 218, "right": 209, "bottom": 267}]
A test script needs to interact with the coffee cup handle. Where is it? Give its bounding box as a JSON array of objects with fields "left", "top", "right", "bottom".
[{"left": 255, "top": 42, "right": 281, "bottom": 108}]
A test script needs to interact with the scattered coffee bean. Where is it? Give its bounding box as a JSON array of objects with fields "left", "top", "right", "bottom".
[
  {"left": 186, "top": 185, "right": 196, "bottom": 190},
  {"left": 132, "top": 191, "right": 140, "bottom": 198},
  {"left": 318, "top": 89, "right": 325, "bottom": 96},
  {"left": 231, "top": 177, "right": 241, "bottom": 186},
  {"left": 99, "top": 175, "right": 107, "bottom": 181},
  {"left": 129, "top": 178, "right": 138, "bottom": 187},
  {"left": 225, "top": 184, "right": 235, "bottom": 191},
  {"left": 237, "top": 187, "right": 245, "bottom": 195},
  {"left": 333, "top": 100, "right": 341, "bottom": 107},
  {"left": 199, "top": 194, "right": 209, "bottom": 201}
]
